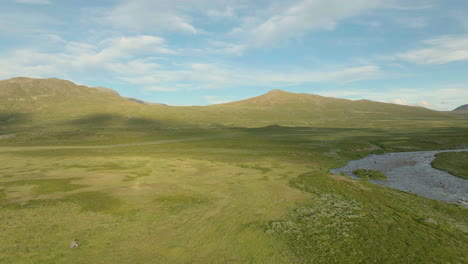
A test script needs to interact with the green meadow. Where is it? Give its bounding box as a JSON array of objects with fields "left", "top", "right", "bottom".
[
  {"left": 432, "top": 151, "right": 468, "bottom": 180},
  {"left": 1, "top": 78, "right": 468, "bottom": 263},
  {"left": 1, "top": 121, "right": 468, "bottom": 264}
]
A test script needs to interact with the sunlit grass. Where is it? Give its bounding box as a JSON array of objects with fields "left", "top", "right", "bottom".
[{"left": 0, "top": 119, "right": 467, "bottom": 263}]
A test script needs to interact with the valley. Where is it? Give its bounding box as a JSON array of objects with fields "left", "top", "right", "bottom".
[{"left": 0, "top": 78, "right": 467, "bottom": 264}]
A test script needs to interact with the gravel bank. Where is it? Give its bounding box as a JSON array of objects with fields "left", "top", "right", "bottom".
[{"left": 331, "top": 149, "right": 468, "bottom": 207}]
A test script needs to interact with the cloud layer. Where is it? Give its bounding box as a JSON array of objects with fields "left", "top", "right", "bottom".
[{"left": 0, "top": 0, "right": 467, "bottom": 108}]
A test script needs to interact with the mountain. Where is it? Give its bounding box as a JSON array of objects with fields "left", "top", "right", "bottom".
[
  {"left": 203, "top": 88, "right": 451, "bottom": 125},
  {"left": 0, "top": 77, "right": 130, "bottom": 110},
  {"left": 0, "top": 77, "right": 150, "bottom": 130},
  {"left": 0, "top": 77, "right": 454, "bottom": 131},
  {"left": 453, "top": 104, "right": 468, "bottom": 111}
]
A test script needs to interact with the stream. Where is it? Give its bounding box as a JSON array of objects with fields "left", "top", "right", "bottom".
[{"left": 331, "top": 149, "right": 468, "bottom": 207}]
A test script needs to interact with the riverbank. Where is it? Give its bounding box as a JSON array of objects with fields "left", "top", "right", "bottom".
[{"left": 331, "top": 149, "right": 468, "bottom": 206}]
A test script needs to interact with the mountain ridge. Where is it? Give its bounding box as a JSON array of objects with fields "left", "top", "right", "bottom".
[
  {"left": 0, "top": 77, "right": 455, "bottom": 129},
  {"left": 0, "top": 77, "right": 446, "bottom": 110}
]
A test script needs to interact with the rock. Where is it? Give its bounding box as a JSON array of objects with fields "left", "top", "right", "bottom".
[
  {"left": 425, "top": 218, "right": 438, "bottom": 225},
  {"left": 69, "top": 240, "right": 79, "bottom": 248}
]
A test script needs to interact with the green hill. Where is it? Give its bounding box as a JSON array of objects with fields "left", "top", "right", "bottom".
[
  {"left": 204, "top": 89, "right": 450, "bottom": 125},
  {"left": 0, "top": 77, "right": 454, "bottom": 131},
  {"left": 0, "top": 77, "right": 135, "bottom": 124}
]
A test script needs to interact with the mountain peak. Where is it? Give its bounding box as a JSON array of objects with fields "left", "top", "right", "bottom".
[
  {"left": 264, "top": 89, "right": 289, "bottom": 95},
  {"left": 215, "top": 89, "right": 337, "bottom": 107}
]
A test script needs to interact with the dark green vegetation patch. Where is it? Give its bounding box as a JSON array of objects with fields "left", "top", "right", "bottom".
[
  {"left": 432, "top": 152, "right": 468, "bottom": 180},
  {"left": 0, "top": 178, "right": 86, "bottom": 194},
  {"left": 353, "top": 169, "right": 387, "bottom": 180},
  {"left": 65, "top": 191, "right": 122, "bottom": 212},
  {"left": 154, "top": 194, "right": 210, "bottom": 214}
]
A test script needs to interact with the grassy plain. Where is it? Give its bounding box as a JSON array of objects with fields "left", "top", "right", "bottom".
[{"left": 0, "top": 118, "right": 468, "bottom": 264}]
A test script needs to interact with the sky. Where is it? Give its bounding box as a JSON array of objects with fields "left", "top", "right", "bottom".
[{"left": 0, "top": 0, "right": 468, "bottom": 110}]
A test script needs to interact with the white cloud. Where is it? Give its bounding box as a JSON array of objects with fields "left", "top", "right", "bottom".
[
  {"left": 107, "top": 59, "right": 162, "bottom": 76},
  {"left": 418, "top": 100, "right": 431, "bottom": 107},
  {"left": 316, "top": 86, "right": 468, "bottom": 111},
  {"left": 392, "top": 98, "right": 408, "bottom": 105},
  {"left": 395, "top": 35, "right": 468, "bottom": 64},
  {"left": 232, "top": 0, "right": 382, "bottom": 47},
  {"left": 70, "top": 35, "right": 175, "bottom": 69},
  {"left": 0, "top": 35, "right": 175, "bottom": 79},
  {"left": 204, "top": 95, "right": 238, "bottom": 104},
  {"left": 96, "top": 0, "right": 202, "bottom": 34},
  {"left": 14, "top": 0, "right": 51, "bottom": 4},
  {"left": 120, "top": 63, "right": 382, "bottom": 92},
  {"left": 144, "top": 86, "right": 178, "bottom": 92},
  {"left": 224, "top": 0, "right": 434, "bottom": 50}
]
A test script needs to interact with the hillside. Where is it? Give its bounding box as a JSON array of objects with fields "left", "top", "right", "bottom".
[
  {"left": 0, "top": 77, "right": 153, "bottom": 130},
  {"left": 449, "top": 104, "right": 468, "bottom": 117},
  {"left": 0, "top": 77, "right": 123, "bottom": 105},
  {"left": 202, "top": 89, "right": 450, "bottom": 125},
  {"left": 0, "top": 77, "right": 455, "bottom": 131},
  {"left": 454, "top": 104, "right": 468, "bottom": 111}
]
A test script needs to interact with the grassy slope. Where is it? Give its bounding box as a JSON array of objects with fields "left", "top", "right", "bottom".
[
  {"left": 205, "top": 89, "right": 451, "bottom": 125},
  {"left": 0, "top": 77, "right": 467, "bottom": 263},
  {"left": 432, "top": 152, "right": 468, "bottom": 180}
]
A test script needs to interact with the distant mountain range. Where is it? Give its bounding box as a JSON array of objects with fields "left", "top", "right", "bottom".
[{"left": 0, "top": 77, "right": 456, "bottom": 130}]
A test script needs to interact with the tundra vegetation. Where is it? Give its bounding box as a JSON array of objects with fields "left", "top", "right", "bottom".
[
  {"left": 353, "top": 169, "right": 387, "bottom": 180},
  {"left": 0, "top": 78, "right": 467, "bottom": 264},
  {"left": 432, "top": 152, "right": 468, "bottom": 180}
]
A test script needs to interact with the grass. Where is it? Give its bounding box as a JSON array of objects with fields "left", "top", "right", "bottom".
[
  {"left": 353, "top": 169, "right": 388, "bottom": 180},
  {"left": 432, "top": 151, "right": 468, "bottom": 180},
  {"left": 154, "top": 194, "right": 211, "bottom": 214},
  {"left": 1, "top": 78, "right": 468, "bottom": 263},
  {"left": 0, "top": 178, "right": 86, "bottom": 195},
  {"left": 65, "top": 191, "right": 123, "bottom": 213},
  {"left": 0, "top": 122, "right": 467, "bottom": 263}
]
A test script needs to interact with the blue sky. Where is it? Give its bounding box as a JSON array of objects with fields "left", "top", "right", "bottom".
[{"left": 1, "top": 0, "right": 468, "bottom": 110}]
